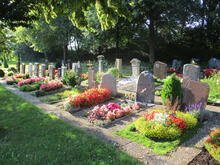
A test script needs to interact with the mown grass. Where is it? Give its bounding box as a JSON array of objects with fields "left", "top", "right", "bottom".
[
  {"left": 0, "top": 84, "right": 142, "bottom": 165},
  {"left": 114, "top": 121, "right": 203, "bottom": 155}
]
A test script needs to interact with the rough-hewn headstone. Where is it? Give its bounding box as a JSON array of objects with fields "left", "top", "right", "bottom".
[
  {"left": 34, "top": 63, "right": 39, "bottom": 77},
  {"left": 136, "top": 71, "right": 154, "bottom": 103},
  {"left": 208, "top": 58, "right": 218, "bottom": 68},
  {"left": 183, "top": 64, "right": 200, "bottom": 81},
  {"left": 172, "top": 59, "right": 182, "bottom": 71},
  {"left": 41, "top": 64, "right": 46, "bottom": 77},
  {"left": 61, "top": 66, "right": 67, "bottom": 78},
  {"left": 28, "top": 63, "right": 33, "bottom": 77},
  {"left": 100, "top": 73, "right": 117, "bottom": 96},
  {"left": 153, "top": 61, "right": 167, "bottom": 79},
  {"left": 97, "top": 55, "right": 104, "bottom": 72},
  {"left": 49, "top": 65, "right": 55, "bottom": 79},
  {"left": 16, "top": 61, "right": 20, "bottom": 73},
  {"left": 88, "top": 67, "right": 97, "bottom": 88},
  {"left": 115, "top": 58, "right": 122, "bottom": 73},
  {"left": 130, "top": 58, "right": 141, "bottom": 79},
  {"left": 21, "top": 63, "right": 26, "bottom": 74},
  {"left": 182, "top": 78, "right": 210, "bottom": 110}
]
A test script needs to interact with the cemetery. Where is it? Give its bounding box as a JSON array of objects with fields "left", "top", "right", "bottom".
[{"left": 0, "top": 1, "right": 220, "bottom": 165}]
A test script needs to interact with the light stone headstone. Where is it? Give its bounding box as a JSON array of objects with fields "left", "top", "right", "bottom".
[
  {"left": 28, "top": 63, "right": 33, "bottom": 77},
  {"left": 183, "top": 64, "right": 200, "bottom": 81},
  {"left": 58, "top": 68, "right": 62, "bottom": 78},
  {"left": 72, "top": 63, "right": 77, "bottom": 73},
  {"left": 100, "top": 73, "right": 117, "bottom": 96},
  {"left": 115, "top": 58, "right": 122, "bottom": 73},
  {"left": 16, "top": 61, "right": 20, "bottom": 73},
  {"left": 34, "top": 63, "right": 39, "bottom": 77},
  {"left": 76, "top": 61, "right": 82, "bottom": 78},
  {"left": 49, "top": 66, "right": 55, "bottom": 79},
  {"left": 136, "top": 71, "right": 154, "bottom": 103},
  {"left": 67, "top": 59, "right": 71, "bottom": 69},
  {"left": 41, "top": 64, "right": 46, "bottom": 77},
  {"left": 61, "top": 66, "right": 67, "bottom": 78},
  {"left": 130, "top": 58, "right": 141, "bottom": 79},
  {"left": 62, "top": 60, "right": 65, "bottom": 66},
  {"left": 182, "top": 78, "right": 210, "bottom": 110},
  {"left": 153, "top": 61, "right": 167, "bottom": 80},
  {"left": 45, "top": 59, "right": 49, "bottom": 70},
  {"left": 97, "top": 55, "right": 104, "bottom": 73},
  {"left": 21, "top": 63, "right": 26, "bottom": 74},
  {"left": 88, "top": 67, "right": 97, "bottom": 88}
]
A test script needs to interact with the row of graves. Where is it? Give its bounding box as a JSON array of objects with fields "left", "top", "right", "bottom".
[{"left": 2, "top": 57, "right": 220, "bottom": 161}]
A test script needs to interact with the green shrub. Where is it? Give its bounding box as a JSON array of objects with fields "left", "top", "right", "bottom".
[
  {"left": 63, "top": 71, "right": 81, "bottom": 87},
  {"left": 135, "top": 117, "right": 182, "bottom": 140},
  {"left": 19, "top": 82, "right": 43, "bottom": 92},
  {"left": 7, "top": 72, "right": 13, "bottom": 77},
  {"left": 8, "top": 67, "right": 17, "bottom": 73},
  {"left": 34, "top": 90, "right": 46, "bottom": 97},
  {"left": 107, "top": 67, "right": 120, "bottom": 78},
  {"left": 161, "top": 74, "right": 182, "bottom": 105},
  {"left": 97, "top": 72, "right": 104, "bottom": 84},
  {"left": 6, "top": 80, "right": 17, "bottom": 85},
  {"left": 3, "top": 57, "right": 8, "bottom": 68},
  {"left": 176, "top": 111, "right": 198, "bottom": 130},
  {"left": 0, "top": 69, "right": 5, "bottom": 77}
]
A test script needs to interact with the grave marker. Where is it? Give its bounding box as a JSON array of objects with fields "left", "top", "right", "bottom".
[
  {"left": 100, "top": 73, "right": 117, "bottom": 96},
  {"left": 34, "top": 63, "right": 39, "bottom": 77},
  {"left": 28, "top": 63, "right": 33, "bottom": 77},
  {"left": 183, "top": 64, "right": 200, "bottom": 81},
  {"left": 130, "top": 58, "right": 141, "bottom": 79},
  {"left": 153, "top": 61, "right": 167, "bottom": 79}
]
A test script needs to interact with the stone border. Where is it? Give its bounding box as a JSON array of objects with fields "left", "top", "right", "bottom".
[{"left": 1, "top": 79, "right": 220, "bottom": 165}]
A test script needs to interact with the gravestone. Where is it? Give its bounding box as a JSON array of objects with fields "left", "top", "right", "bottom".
[
  {"left": 115, "top": 58, "right": 122, "bottom": 73},
  {"left": 58, "top": 68, "right": 62, "bottom": 79},
  {"left": 130, "top": 58, "right": 141, "bottom": 79},
  {"left": 172, "top": 59, "right": 182, "bottom": 71},
  {"left": 136, "top": 71, "right": 155, "bottom": 103},
  {"left": 72, "top": 63, "right": 77, "bottom": 73},
  {"left": 61, "top": 66, "right": 67, "bottom": 78},
  {"left": 76, "top": 61, "right": 82, "bottom": 78},
  {"left": 49, "top": 66, "right": 55, "bottom": 79},
  {"left": 182, "top": 78, "right": 210, "bottom": 110},
  {"left": 97, "top": 55, "right": 104, "bottom": 72},
  {"left": 217, "top": 59, "right": 220, "bottom": 69},
  {"left": 153, "top": 61, "right": 167, "bottom": 79},
  {"left": 208, "top": 58, "right": 218, "bottom": 68},
  {"left": 67, "top": 59, "right": 71, "bottom": 69},
  {"left": 45, "top": 59, "right": 49, "bottom": 70},
  {"left": 28, "top": 63, "right": 33, "bottom": 77},
  {"left": 16, "top": 61, "right": 20, "bottom": 73},
  {"left": 100, "top": 73, "right": 117, "bottom": 96},
  {"left": 34, "top": 63, "right": 39, "bottom": 77},
  {"left": 21, "top": 63, "right": 26, "bottom": 74},
  {"left": 88, "top": 67, "right": 97, "bottom": 88},
  {"left": 41, "top": 64, "right": 46, "bottom": 77},
  {"left": 62, "top": 60, "right": 65, "bottom": 66},
  {"left": 183, "top": 64, "right": 200, "bottom": 81}
]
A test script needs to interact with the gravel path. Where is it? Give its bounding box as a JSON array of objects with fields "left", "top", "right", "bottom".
[{"left": 1, "top": 80, "right": 220, "bottom": 165}]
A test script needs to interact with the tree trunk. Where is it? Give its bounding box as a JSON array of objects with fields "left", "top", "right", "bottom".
[
  {"left": 63, "top": 44, "right": 68, "bottom": 62},
  {"left": 148, "top": 12, "right": 155, "bottom": 63}
]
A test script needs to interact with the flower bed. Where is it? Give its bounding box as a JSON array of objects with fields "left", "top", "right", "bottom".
[
  {"left": 14, "top": 73, "right": 27, "bottom": 79},
  {"left": 87, "top": 102, "right": 140, "bottom": 123},
  {"left": 204, "top": 68, "right": 220, "bottom": 78},
  {"left": 204, "top": 129, "right": 220, "bottom": 163},
  {"left": 39, "top": 80, "right": 63, "bottom": 92},
  {"left": 18, "top": 77, "right": 47, "bottom": 87},
  {"left": 114, "top": 109, "right": 202, "bottom": 155},
  {"left": 5, "top": 77, "right": 22, "bottom": 85},
  {"left": 68, "top": 88, "right": 111, "bottom": 109},
  {"left": 167, "top": 68, "right": 178, "bottom": 74}
]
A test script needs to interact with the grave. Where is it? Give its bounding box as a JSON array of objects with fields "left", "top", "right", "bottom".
[
  {"left": 16, "top": 61, "right": 20, "bottom": 73},
  {"left": 41, "top": 64, "right": 46, "bottom": 77},
  {"left": 61, "top": 66, "right": 67, "bottom": 78},
  {"left": 172, "top": 59, "right": 182, "bottom": 71},
  {"left": 21, "top": 63, "right": 26, "bottom": 74},
  {"left": 67, "top": 59, "right": 71, "bottom": 69},
  {"left": 130, "top": 58, "right": 141, "bottom": 79},
  {"left": 97, "top": 55, "right": 104, "bottom": 73},
  {"left": 49, "top": 66, "right": 55, "bottom": 79},
  {"left": 45, "top": 59, "right": 49, "bottom": 70},
  {"left": 34, "top": 63, "right": 39, "bottom": 77},
  {"left": 208, "top": 58, "right": 218, "bottom": 68},
  {"left": 28, "top": 63, "right": 33, "bottom": 77},
  {"left": 183, "top": 64, "right": 200, "bottom": 81},
  {"left": 136, "top": 71, "right": 155, "bottom": 103},
  {"left": 115, "top": 58, "right": 122, "bottom": 73},
  {"left": 153, "top": 61, "right": 167, "bottom": 79},
  {"left": 100, "top": 73, "right": 117, "bottom": 96},
  {"left": 72, "top": 63, "right": 77, "bottom": 73},
  {"left": 182, "top": 78, "right": 210, "bottom": 110}
]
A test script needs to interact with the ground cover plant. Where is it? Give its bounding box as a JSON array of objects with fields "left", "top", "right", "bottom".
[
  {"left": 87, "top": 102, "right": 140, "bottom": 123},
  {"left": 0, "top": 84, "right": 141, "bottom": 164},
  {"left": 66, "top": 88, "right": 111, "bottom": 111},
  {"left": 201, "top": 74, "right": 220, "bottom": 102},
  {"left": 204, "top": 129, "right": 220, "bottom": 163},
  {"left": 18, "top": 77, "right": 47, "bottom": 87},
  {"left": 18, "top": 81, "right": 44, "bottom": 92},
  {"left": 114, "top": 109, "right": 203, "bottom": 155}
]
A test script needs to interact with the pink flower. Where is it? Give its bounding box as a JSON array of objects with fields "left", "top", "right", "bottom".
[
  {"left": 132, "top": 102, "right": 140, "bottom": 110},
  {"left": 106, "top": 111, "right": 116, "bottom": 120},
  {"left": 124, "top": 106, "right": 132, "bottom": 115}
]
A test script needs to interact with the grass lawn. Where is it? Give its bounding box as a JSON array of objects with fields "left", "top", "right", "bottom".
[
  {"left": 114, "top": 122, "right": 203, "bottom": 155},
  {"left": 0, "top": 84, "right": 141, "bottom": 165}
]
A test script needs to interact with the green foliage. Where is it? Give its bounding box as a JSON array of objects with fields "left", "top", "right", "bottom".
[
  {"left": 0, "top": 69, "right": 5, "bottom": 77},
  {"left": 41, "top": 95, "right": 62, "bottom": 104},
  {"left": 63, "top": 71, "right": 81, "bottom": 87},
  {"left": 107, "top": 67, "right": 120, "bottom": 78},
  {"left": 3, "top": 56, "right": 8, "bottom": 68},
  {"left": 155, "top": 90, "right": 161, "bottom": 96},
  {"left": 19, "top": 82, "right": 43, "bottom": 92},
  {"left": 176, "top": 111, "right": 198, "bottom": 130},
  {"left": 97, "top": 72, "right": 105, "bottom": 84},
  {"left": 56, "top": 88, "right": 83, "bottom": 98},
  {"left": 135, "top": 117, "right": 182, "bottom": 140},
  {"left": 161, "top": 74, "right": 182, "bottom": 105},
  {"left": 7, "top": 72, "right": 13, "bottom": 77},
  {"left": 34, "top": 90, "right": 46, "bottom": 97},
  {"left": 7, "top": 67, "right": 17, "bottom": 73},
  {"left": 6, "top": 80, "right": 17, "bottom": 85}
]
